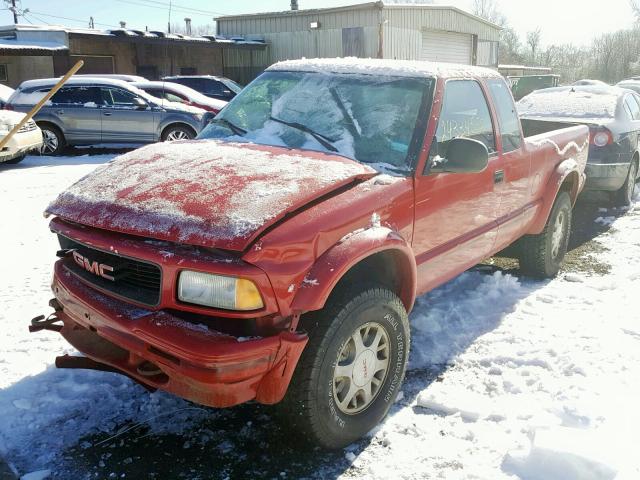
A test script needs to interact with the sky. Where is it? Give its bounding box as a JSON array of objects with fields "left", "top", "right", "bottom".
[{"left": 0, "top": 0, "right": 635, "bottom": 47}]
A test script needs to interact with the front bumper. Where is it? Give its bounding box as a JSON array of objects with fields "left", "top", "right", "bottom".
[
  {"left": 0, "top": 128, "right": 43, "bottom": 162},
  {"left": 584, "top": 162, "right": 631, "bottom": 191},
  {"left": 48, "top": 261, "right": 308, "bottom": 407}
]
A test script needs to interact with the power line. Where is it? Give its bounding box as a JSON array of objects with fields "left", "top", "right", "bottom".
[
  {"left": 115, "top": 0, "right": 227, "bottom": 16},
  {"left": 27, "top": 10, "right": 120, "bottom": 28},
  {"left": 111, "top": 0, "right": 226, "bottom": 18}
]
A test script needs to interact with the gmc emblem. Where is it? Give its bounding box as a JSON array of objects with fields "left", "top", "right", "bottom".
[{"left": 72, "top": 251, "right": 115, "bottom": 281}]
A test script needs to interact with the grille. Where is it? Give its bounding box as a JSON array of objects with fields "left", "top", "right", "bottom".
[
  {"left": 17, "top": 121, "right": 37, "bottom": 133},
  {"left": 58, "top": 235, "right": 162, "bottom": 306}
]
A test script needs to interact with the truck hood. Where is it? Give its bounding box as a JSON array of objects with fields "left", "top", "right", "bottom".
[{"left": 46, "top": 140, "right": 377, "bottom": 251}]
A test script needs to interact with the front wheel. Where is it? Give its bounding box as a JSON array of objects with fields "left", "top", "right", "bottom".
[
  {"left": 282, "top": 285, "right": 410, "bottom": 449},
  {"left": 38, "top": 124, "right": 65, "bottom": 155},
  {"left": 519, "top": 191, "right": 572, "bottom": 278},
  {"left": 161, "top": 125, "right": 195, "bottom": 142},
  {"left": 612, "top": 161, "right": 637, "bottom": 207}
]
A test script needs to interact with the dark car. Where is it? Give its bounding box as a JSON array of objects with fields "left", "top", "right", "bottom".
[
  {"left": 518, "top": 85, "right": 640, "bottom": 205},
  {"left": 161, "top": 75, "right": 243, "bottom": 102},
  {"left": 6, "top": 78, "right": 206, "bottom": 155}
]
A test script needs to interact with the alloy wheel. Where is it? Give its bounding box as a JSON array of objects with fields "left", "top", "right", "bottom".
[
  {"left": 40, "top": 129, "right": 59, "bottom": 154},
  {"left": 333, "top": 322, "right": 390, "bottom": 415},
  {"left": 165, "top": 130, "right": 190, "bottom": 141}
]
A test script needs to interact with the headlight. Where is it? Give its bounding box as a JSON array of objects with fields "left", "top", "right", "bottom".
[{"left": 178, "top": 271, "right": 264, "bottom": 311}]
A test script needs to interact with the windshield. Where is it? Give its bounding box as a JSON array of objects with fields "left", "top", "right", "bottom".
[{"left": 198, "top": 71, "right": 432, "bottom": 173}]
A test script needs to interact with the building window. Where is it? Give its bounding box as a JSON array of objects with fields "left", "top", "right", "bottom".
[
  {"left": 180, "top": 67, "right": 197, "bottom": 75},
  {"left": 477, "top": 40, "right": 498, "bottom": 67},
  {"left": 0, "top": 64, "right": 7, "bottom": 82},
  {"left": 342, "top": 27, "right": 365, "bottom": 57}
]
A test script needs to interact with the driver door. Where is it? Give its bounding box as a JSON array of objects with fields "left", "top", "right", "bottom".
[
  {"left": 99, "top": 87, "right": 157, "bottom": 143},
  {"left": 413, "top": 79, "right": 502, "bottom": 293}
]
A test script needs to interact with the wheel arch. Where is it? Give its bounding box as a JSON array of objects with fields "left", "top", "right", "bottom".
[
  {"left": 526, "top": 161, "right": 581, "bottom": 235},
  {"left": 290, "top": 228, "right": 417, "bottom": 315}
]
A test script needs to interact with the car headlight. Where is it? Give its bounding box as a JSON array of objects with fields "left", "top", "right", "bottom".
[{"left": 178, "top": 271, "right": 264, "bottom": 311}]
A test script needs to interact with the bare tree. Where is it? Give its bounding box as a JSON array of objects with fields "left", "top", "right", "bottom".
[
  {"left": 526, "top": 28, "right": 542, "bottom": 64},
  {"left": 472, "top": 0, "right": 506, "bottom": 26},
  {"left": 631, "top": 0, "right": 640, "bottom": 20},
  {"left": 499, "top": 26, "right": 524, "bottom": 64}
]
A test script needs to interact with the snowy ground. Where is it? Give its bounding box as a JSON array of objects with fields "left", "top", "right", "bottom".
[{"left": 0, "top": 153, "right": 639, "bottom": 480}]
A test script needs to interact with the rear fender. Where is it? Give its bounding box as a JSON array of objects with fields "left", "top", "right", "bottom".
[
  {"left": 290, "top": 227, "right": 417, "bottom": 314},
  {"left": 527, "top": 159, "right": 582, "bottom": 235}
]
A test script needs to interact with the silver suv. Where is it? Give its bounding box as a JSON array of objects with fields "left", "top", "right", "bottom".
[{"left": 6, "top": 78, "right": 206, "bottom": 154}]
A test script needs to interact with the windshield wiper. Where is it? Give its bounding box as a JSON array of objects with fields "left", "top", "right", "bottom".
[
  {"left": 269, "top": 116, "right": 338, "bottom": 152},
  {"left": 211, "top": 118, "right": 246, "bottom": 136}
]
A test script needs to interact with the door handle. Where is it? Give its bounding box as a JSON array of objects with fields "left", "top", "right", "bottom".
[
  {"left": 56, "top": 110, "right": 64, "bottom": 115},
  {"left": 103, "top": 111, "right": 112, "bottom": 116},
  {"left": 494, "top": 170, "right": 505, "bottom": 184}
]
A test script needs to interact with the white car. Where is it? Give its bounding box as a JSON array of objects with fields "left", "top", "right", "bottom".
[{"left": 0, "top": 110, "right": 43, "bottom": 164}]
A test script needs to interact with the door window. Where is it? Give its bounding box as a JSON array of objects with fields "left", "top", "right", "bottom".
[
  {"left": 624, "top": 94, "right": 640, "bottom": 120},
  {"left": 101, "top": 87, "right": 143, "bottom": 108},
  {"left": 429, "top": 80, "right": 496, "bottom": 166},
  {"left": 487, "top": 78, "right": 523, "bottom": 153},
  {"left": 51, "top": 86, "right": 101, "bottom": 106}
]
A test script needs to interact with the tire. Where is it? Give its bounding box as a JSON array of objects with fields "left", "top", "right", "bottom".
[
  {"left": 3, "top": 154, "right": 25, "bottom": 165},
  {"left": 612, "top": 161, "right": 637, "bottom": 207},
  {"left": 37, "top": 123, "right": 65, "bottom": 155},
  {"left": 161, "top": 125, "right": 196, "bottom": 142},
  {"left": 282, "top": 285, "right": 410, "bottom": 449},
  {"left": 519, "top": 191, "right": 572, "bottom": 278}
]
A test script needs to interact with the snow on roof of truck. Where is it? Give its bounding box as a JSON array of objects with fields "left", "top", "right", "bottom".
[
  {"left": 517, "top": 85, "right": 623, "bottom": 120},
  {"left": 267, "top": 58, "right": 502, "bottom": 80}
]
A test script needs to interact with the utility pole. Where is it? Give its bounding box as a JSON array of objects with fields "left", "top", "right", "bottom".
[
  {"left": 89, "top": 16, "right": 95, "bottom": 29},
  {"left": 11, "top": 0, "right": 18, "bottom": 24}
]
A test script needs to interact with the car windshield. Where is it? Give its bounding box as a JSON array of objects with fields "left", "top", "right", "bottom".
[{"left": 198, "top": 71, "right": 432, "bottom": 173}]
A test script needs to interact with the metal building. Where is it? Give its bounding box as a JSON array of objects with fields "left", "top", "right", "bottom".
[{"left": 216, "top": 1, "right": 501, "bottom": 80}]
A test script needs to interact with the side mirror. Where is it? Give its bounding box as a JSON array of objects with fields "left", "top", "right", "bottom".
[
  {"left": 133, "top": 97, "right": 148, "bottom": 110},
  {"left": 430, "top": 137, "right": 489, "bottom": 174}
]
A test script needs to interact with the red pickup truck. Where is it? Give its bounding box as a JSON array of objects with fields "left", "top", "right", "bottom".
[{"left": 34, "top": 59, "right": 588, "bottom": 448}]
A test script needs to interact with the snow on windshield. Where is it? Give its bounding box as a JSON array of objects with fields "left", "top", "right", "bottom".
[
  {"left": 198, "top": 71, "right": 431, "bottom": 173},
  {"left": 518, "top": 87, "right": 620, "bottom": 119}
]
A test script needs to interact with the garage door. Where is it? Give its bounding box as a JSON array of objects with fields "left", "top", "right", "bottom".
[{"left": 421, "top": 30, "right": 472, "bottom": 64}]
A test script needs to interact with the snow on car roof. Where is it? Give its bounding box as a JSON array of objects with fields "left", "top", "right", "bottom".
[
  {"left": 18, "top": 76, "right": 135, "bottom": 91},
  {"left": 517, "top": 86, "right": 623, "bottom": 120},
  {"left": 268, "top": 57, "right": 502, "bottom": 79}
]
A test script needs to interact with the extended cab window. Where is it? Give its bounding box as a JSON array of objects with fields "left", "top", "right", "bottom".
[
  {"left": 487, "top": 79, "right": 523, "bottom": 152},
  {"left": 431, "top": 80, "right": 496, "bottom": 162}
]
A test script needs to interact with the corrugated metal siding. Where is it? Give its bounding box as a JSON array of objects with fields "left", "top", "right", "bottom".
[
  {"left": 218, "top": 8, "right": 380, "bottom": 64},
  {"left": 217, "top": 5, "right": 500, "bottom": 74}
]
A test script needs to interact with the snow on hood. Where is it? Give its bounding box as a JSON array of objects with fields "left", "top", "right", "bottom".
[
  {"left": 0, "top": 110, "right": 27, "bottom": 124},
  {"left": 46, "top": 140, "right": 376, "bottom": 250}
]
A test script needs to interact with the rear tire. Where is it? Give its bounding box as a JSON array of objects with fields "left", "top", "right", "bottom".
[
  {"left": 3, "top": 154, "right": 25, "bottom": 164},
  {"left": 161, "top": 125, "right": 196, "bottom": 142},
  {"left": 519, "top": 192, "right": 572, "bottom": 278},
  {"left": 612, "top": 161, "right": 637, "bottom": 207},
  {"left": 281, "top": 285, "right": 410, "bottom": 449},
  {"left": 37, "top": 123, "right": 65, "bottom": 155}
]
